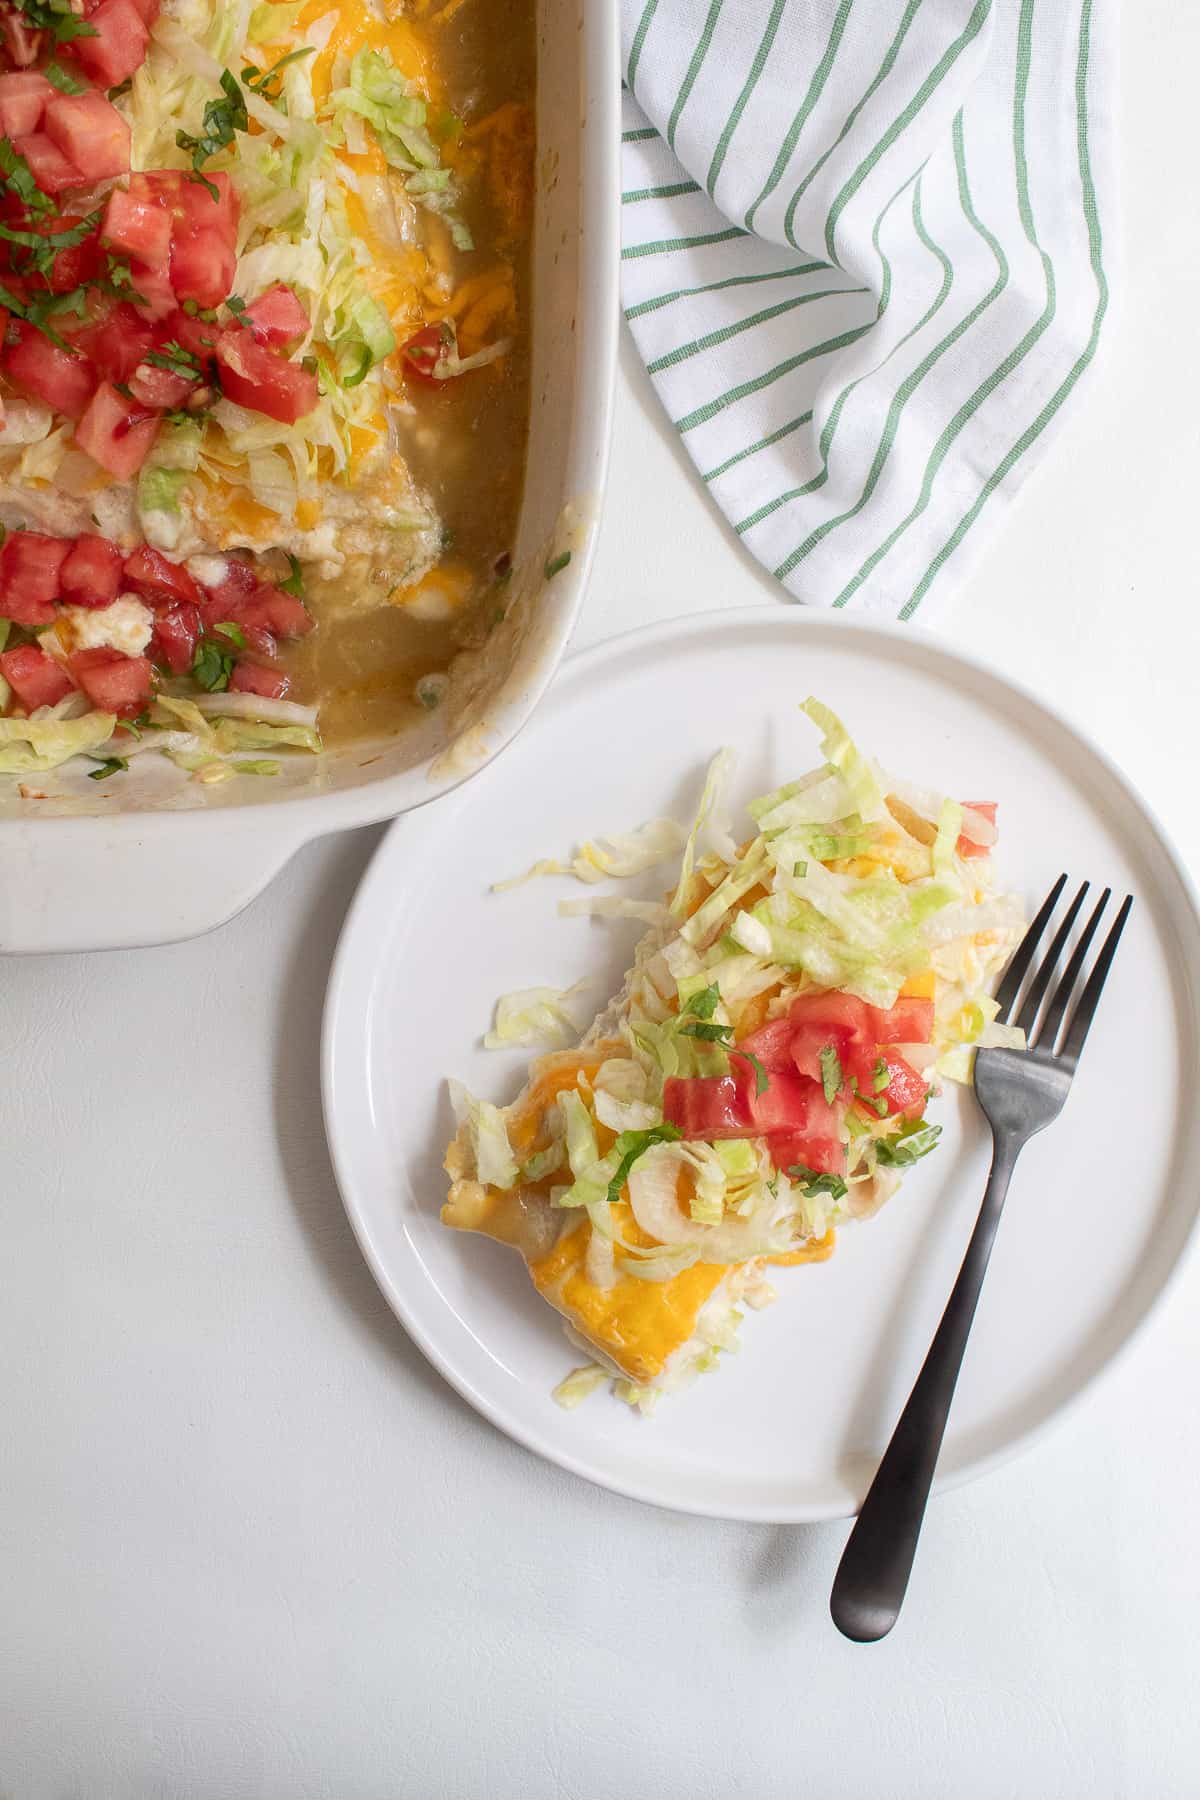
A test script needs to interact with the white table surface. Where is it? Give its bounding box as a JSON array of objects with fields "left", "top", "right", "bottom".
[{"left": 5, "top": 22, "right": 1199, "bottom": 1792}]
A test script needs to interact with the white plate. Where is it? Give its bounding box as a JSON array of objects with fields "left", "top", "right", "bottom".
[{"left": 322, "top": 609, "right": 1200, "bottom": 1522}]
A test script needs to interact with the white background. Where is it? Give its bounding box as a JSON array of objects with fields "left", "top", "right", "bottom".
[{"left": 4, "top": 13, "right": 1200, "bottom": 1792}]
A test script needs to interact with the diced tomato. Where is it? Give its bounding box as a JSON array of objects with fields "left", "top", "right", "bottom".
[
  {"left": 245, "top": 584, "right": 312, "bottom": 639},
  {"left": 101, "top": 181, "right": 172, "bottom": 266},
  {"left": 0, "top": 12, "right": 42, "bottom": 67},
  {"left": 128, "top": 256, "right": 176, "bottom": 321},
  {"left": 44, "top": 90, "right": 129, "bottom": 180},
  {"left": 122, "top": 544, "right": 202, "bottom": 608},
  {"left": 789, "top": 1020, "right": 858, "bottom": 1091},
  {"left": 156, "top": 310, "right": 216, "bottom": 367},
  {"left": 147, "top": 598, "right": 200, "bottom": 674},
  {"left": 3, "top": 320, "right": 95, "bottom": 418},
  {"left": 872, "top": 1048, "right": 928, "bottom": 1119},
  {"left": 0, "top": 531, "right": 70, "bottom": 625},
  {"left": 13, "top": 131, "right": 82, "bottom": 198},
  {"left": 34, "top": 218, "right": 103, "bottom": 296},
  {"left": 3, "top": 322, "right": 96, "bottom": 419},
  {"left": 867, "top": 997, "right": 934, "bottom": 1045},
  {"left": 787, "top": 991, "right": 879, "bottom": 1081},
  {"left": 957, "top": 800, "right": 997, "bottom": 862},
  {"left": 746, "top": 1069, "right": 844, "bottom": 1141},
  {"left": 116, "top": 168, "right": 184, "bottom": 211},
  {"left": 238, "top": 623, "right": 277, "bottom": 658},
  {"left": 175, "top": 169, "right": 238, "bottom": 240},
  {"left": 214, "top": 328, "right": 319, "bottom": 424},
  {"left": 662, "top": 1073, "right": 754, "bottom": 1141},
  {"left": 110, "top": 0, "right": 159, "bottom": 22},
  {"left": 128, "top": 360, "right": 194, "bottom": 409},
  {"left": 60, "top": 532, "right": 125, "bottom": 608},
  {"left": 69, "top": 646, "right": 151, "bottom": 715},
  {"left": 735, "top": 1017, "right": 802, "bottom": 1074},
  {"left": 241, "top": 284, "right": 310, "bottom": 348},
  {"left": 401, "top": 321, "right": 454, "bottom": 385},
  {"left": 72, "top": 302, "right": 154, "bottom": 383},
  {"left": 230, "top": 660, "right": 291, "bottom": 700},
  {"left": 197, "top": 555, "right": 257, "bottom": 608},
  {"left": 0, "top": 641, "right": 73, "bottom": 710},
  {"left": 202, "top": 583, "right": 309, "bottom": 640},
  {"left": 198, "top": 589, "right": 276, "bottom": 660},
  {"left": 0, "top": 70, "right": 51, "bottom": 136},
  {"left": 767, "top": 1132, "right": 847, "bottom": 1179},
  {"left": 65, "top": 0, "right": 149, "bottom": 87},
  {"left": 169, "top": 223, "right": 236, "bottom": 310},
  {"left": 74, "top": 380, "right": 160, "bottom": 480}
]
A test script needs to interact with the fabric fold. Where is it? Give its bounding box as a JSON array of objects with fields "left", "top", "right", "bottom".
[{"left": 620, "top": 0, "right": 1114, "bottom": 619}]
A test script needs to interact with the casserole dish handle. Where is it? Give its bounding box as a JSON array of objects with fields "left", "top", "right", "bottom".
[{"left": 1, "top": 814, "right": 306, "bottom": 954}]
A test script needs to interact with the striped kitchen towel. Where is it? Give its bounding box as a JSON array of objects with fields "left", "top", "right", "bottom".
[{"left": 621, "top": 0, "right": 1114, "bottom": 620}]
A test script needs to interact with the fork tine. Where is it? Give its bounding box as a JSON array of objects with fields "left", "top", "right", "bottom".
[
  {"left": 1016, "top": 880, "right": 1091, "bottom": 1041},
  {"left": 992, "top": 874, "right": 1068, "bottom": 1023},
  {"left": 1038, "top": 887, "right": 1110, "bottom": 1051},
  {"left": 1059, "top": 894, "right": 1134, "bottom": 1064}
]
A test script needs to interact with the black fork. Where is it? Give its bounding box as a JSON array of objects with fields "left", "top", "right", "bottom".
[{"left": 830, "top": 877, "right": 1134, "bottom": 1643}]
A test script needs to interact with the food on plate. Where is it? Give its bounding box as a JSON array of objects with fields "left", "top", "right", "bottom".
[
  {"left": 0, "top": 0, "right": 533, "bottom": 783},
  {"left": 442, "top": 700, "right": 1024, "bottom": 1412}
]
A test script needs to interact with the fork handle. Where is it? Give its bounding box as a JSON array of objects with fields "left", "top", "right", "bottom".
[{"left": 830, "top": 1138, "right": 1020, "bottom": 1643}]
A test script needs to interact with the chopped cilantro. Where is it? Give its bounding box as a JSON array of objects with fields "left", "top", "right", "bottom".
[
  {"left": 818, "top": 1044, "right": 843, "bottom": 1106},
  {"left": 176, "top": 70, "right": 248, "bottom": 200},
  {"left": 212, "top": 621, "right": 247, "bottom": 648},
  {"left": 871, "top": 1056, "right": 891, "bottom": 1095},
  {"left": 682, "top": 982, "right": 721, "bottom": 1022},
  {"left": 731, "top": 1048, "right": 770, "bottom": 1096},
  {"left": 0, "top": 138, "right": 53, "bottom": 221},
  {"left": 10, "top": 0, "right": 97, "bottom": 46},
  {"left": 874, "top": 1122, "right": 942, "bottom": 1167},
  {"left": 604, "top": 1124, "right": 682, "bottom": 1206},
  {"left": 278, "top": 553, "right": 304, "bottom": 597},
  {"left": 191, "top": 638, "right": 233, "bottom": 692},
  {"left": 787, "top": 1165, "right": 848, "bottom": 1200},
  {"left": 678, "top": 1020, "right": 733, "bottom": 1044},
  {"left": 544, "top": 550, "right": 572, "bottom": 580},
  {"left": 44, "top": 60, "right": 86, "bottom": 95},
  {"left": 87, "top": 756, "right": 128, "bottom": 781},
  {"left": 240, "top": 46, "right": 315, "bottom": 101}
]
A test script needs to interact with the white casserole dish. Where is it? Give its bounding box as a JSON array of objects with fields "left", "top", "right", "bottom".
[{"left": 0, "top": 2, "right": 619, "bottom": 954}]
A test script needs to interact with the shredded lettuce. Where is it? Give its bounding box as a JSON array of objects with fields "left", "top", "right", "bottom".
[
  {"left": 680, "top": 840, "right": 769, "bottom": 949},
  {"left": 212, "top": 719, "right": 322, "bottom": 755},
  {"left": 493, "top": 818, "right": 687, "bottom": 892},
  {"left": 800, "top": 697, "right": 886, "bottom": 821},
  {"left": 558, "top": 897, "right": 669, "bottom": 925},
  {"left": 671, "top": 748, "right": 736, "bottom": 918},
  {"left": 247, "top": 0, "right": 305, "bottom": 41},
  {"left": 932, "top": 798, "right": 964, "bottom": 874},
  {"left": 0, "top": 710, "right": 117, "bottom": 774},
  {"left": 552, "top": 1365, "right": 608, "bottom": 1410},
  {"left": 483, "top": 982, "right": 591, "bottom": 1052},
  {"left": 448, "top": 1079, "right": 519, "bottom": 1191},
  {"left": 555, "top": 1090, "right": 616, "bottom": 1210}
]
